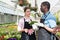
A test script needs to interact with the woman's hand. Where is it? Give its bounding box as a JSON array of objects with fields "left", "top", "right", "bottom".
[{"left": 28, "top": 29, "right": 34, "bottom": 35}]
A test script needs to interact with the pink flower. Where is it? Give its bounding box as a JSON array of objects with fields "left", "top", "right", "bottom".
[{"left": 28, "top": 29, "right": 34, "bottom": 35}]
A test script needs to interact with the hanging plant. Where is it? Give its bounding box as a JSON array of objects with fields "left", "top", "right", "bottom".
[
  {"left": 18, "top": 0, "right": 29, "bottom": 6},
  {"left": 31, "top": 7, "right": 38, "bottom": 12}
]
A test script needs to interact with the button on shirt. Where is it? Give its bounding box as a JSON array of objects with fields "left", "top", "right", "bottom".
[{"left": 41, "top": 11, "right": 57, "bottom": 28}]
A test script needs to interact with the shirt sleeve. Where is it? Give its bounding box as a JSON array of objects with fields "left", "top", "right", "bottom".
[
  {"left": 44, "top": 20, "right": 57, "bottom": 28},
  {"left": 17, "top": 18, "right": 24, "bottom": 31},
  {"left": 48, "top": 20, "right": 57, "bottom": 28}
]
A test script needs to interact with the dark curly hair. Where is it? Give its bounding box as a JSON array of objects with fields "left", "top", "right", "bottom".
[{"left": 24, "top": 7, "right": 30, "bottom": 12}]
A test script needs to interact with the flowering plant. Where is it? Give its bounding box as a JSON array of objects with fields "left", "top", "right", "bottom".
[
  {"left": 29, "top": 21, "right": 45, "bottom": 30},
  {"left": 29, "top": 21, "right": 38, "bottom": 26}
]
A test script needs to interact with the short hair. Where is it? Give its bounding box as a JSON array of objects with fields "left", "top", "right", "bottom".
[
  {"left": 24, "top": 7, "right": 30, "bottom": 12},
  {"left": 41, "top": 1, "right": 50, "bottom": 11}
]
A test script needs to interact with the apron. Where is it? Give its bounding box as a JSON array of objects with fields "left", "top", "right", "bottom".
[
  {"left": 38, "top": 19, "right": 51, "bottom": 40},
  {"left": 38, "top": 13, "right": 59, "bottom": 40},
  {"left": 21, "top": 18, "right": 36, "bottom": 40}
]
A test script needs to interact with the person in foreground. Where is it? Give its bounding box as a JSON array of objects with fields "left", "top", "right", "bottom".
[
  {"left": 18, "top": 7, "right": 36, "bottom": 40},
  {"left": 38, "top": 1, "right": 59, "bottom": 40}
]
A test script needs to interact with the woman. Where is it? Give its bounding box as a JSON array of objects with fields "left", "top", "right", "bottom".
[{"left": 18, "top": 7, "right": 36, "bottom": 40}]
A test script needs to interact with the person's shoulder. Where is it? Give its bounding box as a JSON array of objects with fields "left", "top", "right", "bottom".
[
  {"left": 48, "top": 12, "right": 55, "bottom": 18},
  {"left": 47, "top": 12, "right": 56, "bottom": 21},
  {"left": 19, "top": 17, "right": 24, "bottom": 22}
]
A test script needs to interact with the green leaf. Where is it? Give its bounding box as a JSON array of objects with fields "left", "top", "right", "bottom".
[{"left": 29, "top": 21, "right": 37, "bottom": 26}]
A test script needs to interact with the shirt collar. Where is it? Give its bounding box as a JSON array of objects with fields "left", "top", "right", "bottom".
[{"left": 44, "top": 11, "right": 50, "bottom": 16}]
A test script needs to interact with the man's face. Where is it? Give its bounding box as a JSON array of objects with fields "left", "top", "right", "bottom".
[{"left": 40, "top": 5, "right": 48, "bottom": 13}]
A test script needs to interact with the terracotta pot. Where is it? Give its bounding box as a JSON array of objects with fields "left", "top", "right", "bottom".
[{"left": 0, "top": 35, "right": 4, "bottom": 40}]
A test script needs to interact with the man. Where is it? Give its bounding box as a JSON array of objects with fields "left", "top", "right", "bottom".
[{"left": 38, "top": 1, "right": 58, "bottom": 40}]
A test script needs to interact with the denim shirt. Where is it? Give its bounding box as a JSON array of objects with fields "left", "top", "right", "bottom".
[
  {"left": 41, "top": 11, "right": 57, "bottom": 40},
  {"left": 41, "top": 11, "right": 57, "bottom": 28}
]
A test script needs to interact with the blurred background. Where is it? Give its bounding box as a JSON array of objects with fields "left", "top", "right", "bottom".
[{"left": 0, "top": 0, "right": 60, "bottom": 40}]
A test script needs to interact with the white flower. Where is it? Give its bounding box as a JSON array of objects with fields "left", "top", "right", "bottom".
[
  {"left": 32, "top": 24, "right": 39, "bottom": 30},
  {"left": 34, "top": 23, "right": 45, "bottom": 27},
  {"left": 29, "top": 20, "right": 45, "bottom": 30},
  {"left": 32, "top": 22, "right": 45, "bottom": 30}
]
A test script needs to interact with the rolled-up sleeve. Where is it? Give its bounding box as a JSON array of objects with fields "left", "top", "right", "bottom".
[
  {"left": 48, "top": 20, "right": 57, "bottom": 28},
  {"left": 44, "top": 20, "right": 57, "bottom": 28},
  {"left": 18, "top": 18, "right": 24, "bottom": 31}
]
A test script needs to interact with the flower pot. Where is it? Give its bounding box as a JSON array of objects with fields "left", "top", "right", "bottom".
[{"left": 0, "top": 35, "right": 4, "bottom": 40}]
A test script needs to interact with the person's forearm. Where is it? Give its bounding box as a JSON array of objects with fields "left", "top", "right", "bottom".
[
  {"left": 44, "top": 26, "right": 56, "bottom": 34},
  {"left": 19, "top": 29, "right": 25, "bottom": 32}
]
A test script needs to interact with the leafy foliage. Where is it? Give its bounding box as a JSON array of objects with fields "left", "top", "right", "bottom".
[{"left": 0, "top": 23, "right": 21, "bottom": 40}]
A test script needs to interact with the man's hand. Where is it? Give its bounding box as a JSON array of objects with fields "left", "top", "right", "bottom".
[
  {"left": 52, "top": 27, "right": 60, "bottom": 34},
  {"left": 52, "top": 28, "right": 57, "bottom": 34},
  {"left": 44, "top": 25, "right": 58, "bottom": 34},
  {"left": 56, "top": 29, "right": 60, "bottom": 32},
  {"left": 55, "top": 27, "right": 60, "bottom": 32}
]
